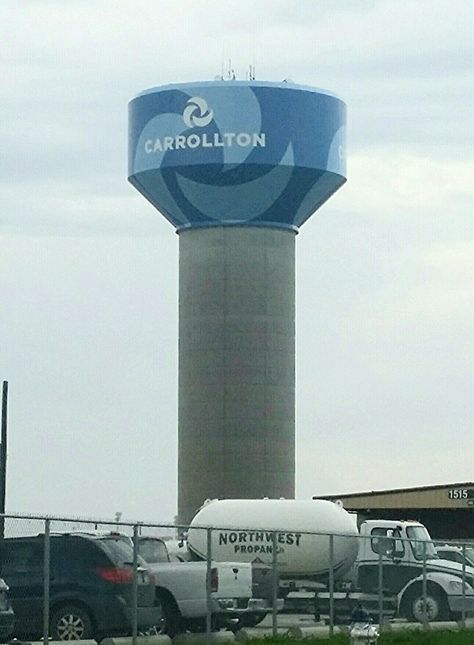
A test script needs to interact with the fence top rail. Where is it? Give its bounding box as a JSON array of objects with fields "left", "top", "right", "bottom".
[
  {"left": 1, "top": 513, "right": 471, "bottom": 547},
  {"left": 434, "top": 539, "right": 474, "bottom": 546},
  {"left": 0, "top": 513, "right": 364, "bottom": 538},
  {"left": 0, "top": 512, "right": 174, "bottom": 528},
  {"left": 0, "top": 513, "right": 357, "bottom": 538}
]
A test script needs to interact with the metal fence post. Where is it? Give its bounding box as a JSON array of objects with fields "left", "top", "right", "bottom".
[
  {"left": 206, "top": 527, "right": 212, "bottom": 644},
  {"left": 132, "top": 524, "right": 139, "bottom": 645},
  {"left": 328, "top": 534, "right": 334, "bottom": 636},
  {"left": 461, "top": 543, "right": 466, "bottom": 628},
  {"left": 272, "top": 531, "right": 278, "bottom": 637},
  {"left": 422, "top": 540, "right": 428, "bottom": 629},
  {"left": 43, "top": 518, "right": 51, "bottom": 645},
  {"left": 378, "top": 543, "right": 383, "bottom": 628}
]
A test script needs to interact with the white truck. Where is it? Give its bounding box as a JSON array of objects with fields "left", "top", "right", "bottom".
[
  {"left": 136, "top": 535, "right": 274, "bottom": 635},
  {"left": 182, "top": 498, "right": 474, "bottom": 623},
  {"left": 325, "top": 518, "right": 474, "bottom": 622}
]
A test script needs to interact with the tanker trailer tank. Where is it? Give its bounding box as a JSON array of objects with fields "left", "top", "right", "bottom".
[{"left": 187, "top": 499, "right": 359, "bottom": 583}]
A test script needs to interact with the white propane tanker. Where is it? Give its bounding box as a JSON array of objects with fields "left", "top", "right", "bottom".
[
  {"left": 181, "top": 499, "right": 474, "bottom": 623},
  {"left": 186, "top": 498, "right": 359, "bottom": 584}
]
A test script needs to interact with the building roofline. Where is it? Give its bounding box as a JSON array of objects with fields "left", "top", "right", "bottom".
[{"left": 313, "top": 482, "right": 474, "bottom": 501}]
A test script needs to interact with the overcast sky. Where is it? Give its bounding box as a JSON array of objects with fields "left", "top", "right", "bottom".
[{"left": 1, "top": 0, "right": 473, "bottom": 524}]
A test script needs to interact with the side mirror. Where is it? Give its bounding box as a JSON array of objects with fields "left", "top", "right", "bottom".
[{"left": 372, "top": 536, "right": 395, "bottom": 557}]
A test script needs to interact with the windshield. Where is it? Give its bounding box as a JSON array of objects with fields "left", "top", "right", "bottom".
[
  {"left": 464, "top": 548, "right": 474, "bottom": 567},
  {"left": 138, "top": 539, "right": 169, "bottom": 563},
  {"left": 97, "top": 536, "right": 147, "bottom": 567},
  {"left": 406, "top": 526, "right": 438, "bottom": 561}
]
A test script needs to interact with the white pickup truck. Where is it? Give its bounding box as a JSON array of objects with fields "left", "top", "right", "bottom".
[{"left": 137, "top": 536, "right": 274, "bottom": 635}]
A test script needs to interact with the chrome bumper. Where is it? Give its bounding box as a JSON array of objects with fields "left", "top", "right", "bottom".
[
  {"left": 216, "top": 597, "right": 284, "bottom": 614},
  {"left": 448, "top": 593, "right": 474, "bottom": 614}
]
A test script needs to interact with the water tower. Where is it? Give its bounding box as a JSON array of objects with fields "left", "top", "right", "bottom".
[{"left": 128, "top": 80, "right": 346, "bottom": 524}]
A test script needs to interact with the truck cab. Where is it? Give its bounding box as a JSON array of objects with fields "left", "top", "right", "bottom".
[
  {"left": 356, "top": 520, "right": 440, "bottom": 594},
  {"left": 353, "top": 520, "right": 474, "bottom": 621}
]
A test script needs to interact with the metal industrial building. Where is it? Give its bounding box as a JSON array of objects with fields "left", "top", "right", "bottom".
[
  {"left": 314, "top": 482, "right": 474, "bottom": 539},
  {"left": 128, "top": 80, "right": 346, "bottom": 524}
]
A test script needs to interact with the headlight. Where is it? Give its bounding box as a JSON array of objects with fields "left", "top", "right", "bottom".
[{"left": 449, "top": 579, "right": 473, "bottom": 592}]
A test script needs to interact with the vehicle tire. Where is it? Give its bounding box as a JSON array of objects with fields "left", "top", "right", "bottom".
[
  {"left": 50, "top": 604, "right": 94, "bottom": 641},
  {"left": 238, "top": 612, "right": 267, "bottom": 628},
  {"left": 156, "top": 591, "right": 183, "bottom": 637},
  {"left": 402, "top": 586, "right": 449, "bottom": 622}
]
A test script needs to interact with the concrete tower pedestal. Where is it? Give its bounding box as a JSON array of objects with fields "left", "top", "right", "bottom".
[{"left": 178, "top": 227, "right": 295, "bottom": 524}]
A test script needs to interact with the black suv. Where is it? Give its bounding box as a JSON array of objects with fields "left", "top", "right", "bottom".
[{"left": 0, "top": 533, "right": 161, "bottom": 640}]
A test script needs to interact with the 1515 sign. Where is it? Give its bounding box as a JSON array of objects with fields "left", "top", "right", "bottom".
[{"left": 448, "top": 488, "right": 474, "bottom": 500}]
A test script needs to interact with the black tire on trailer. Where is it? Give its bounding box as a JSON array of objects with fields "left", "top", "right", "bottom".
[{"left": 50, "top": 604, "right": 94, "bottom": 641}]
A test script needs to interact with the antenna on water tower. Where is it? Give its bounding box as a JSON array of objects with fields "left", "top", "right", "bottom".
[{"left": 227, "top": 59, "right": 235, "bottom": 80}]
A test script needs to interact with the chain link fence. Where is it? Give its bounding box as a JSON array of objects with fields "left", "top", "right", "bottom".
[{"left": 0, "top": 513, "right": 473, "bottom": 643}]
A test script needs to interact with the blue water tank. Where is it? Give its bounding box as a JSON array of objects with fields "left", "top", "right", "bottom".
[{"left": 128, "top": 80, "right": 346, "bottom": 231}]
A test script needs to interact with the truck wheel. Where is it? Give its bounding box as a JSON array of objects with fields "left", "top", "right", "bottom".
[
  {"left": 156, "top": 591, "right": 183, "bottom": 637},
  {"left": 50, "top": 604, "right": 94, "bottom": 640},
  {"left": 402, "top": 587, "right": 448, "bottom": 622}
]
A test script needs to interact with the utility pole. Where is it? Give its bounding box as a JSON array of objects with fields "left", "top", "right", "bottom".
[{"left": 0, "top": 381, "right": 8, "bottom": 538}]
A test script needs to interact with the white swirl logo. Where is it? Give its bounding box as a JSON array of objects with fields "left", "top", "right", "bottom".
[{"left": 183, "top": 96, "right": 214, "bottom": 128}]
